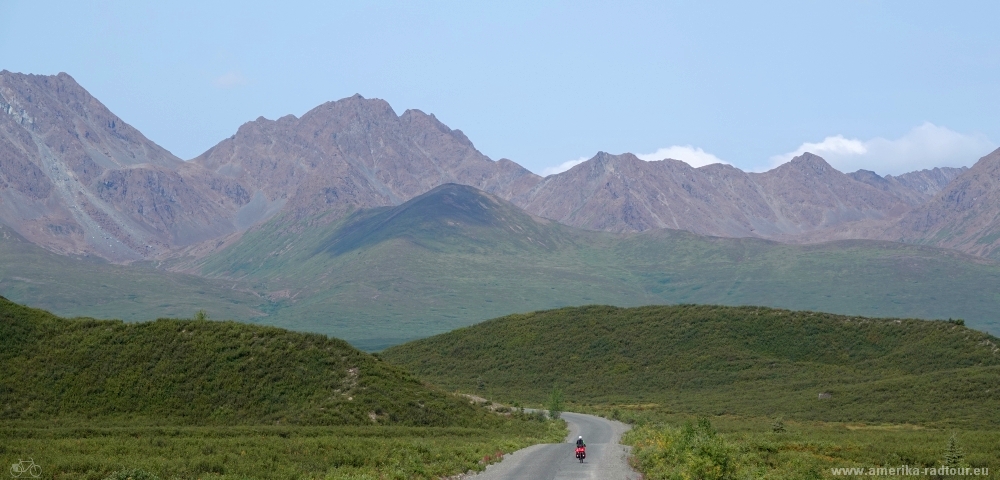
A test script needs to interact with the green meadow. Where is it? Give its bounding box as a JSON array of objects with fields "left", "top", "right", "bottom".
[
  {"left": 1, "top": 423, "right": 565, "bottom": 480},
  {"left": 607, "top": 409, "right": 998, "bottom": 480}
]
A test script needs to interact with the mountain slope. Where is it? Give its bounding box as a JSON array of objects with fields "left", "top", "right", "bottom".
[
  {"left": 383, "top": 304, "right": 1000, "bottom": 427},
  {"left": 316, "top": 183, "right": 567, "bottom": 256},
  {"left": 887, "top": 148, "right": 1000, "bottom": 258},
  {"left": 6, "top": 176, "right": 986, "bottom": 351},
  {"left": 0, "top": 71, "right": 249, "bottom": 261},
  {"left": 0, "top": 296, "right": 499, "bottom": 426}
]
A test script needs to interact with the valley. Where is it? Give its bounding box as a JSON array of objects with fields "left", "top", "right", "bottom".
[
  {"left": 2, "top": 69, "right": 999, "bottom": 480},
  {"left": 6, "top": 181, "right": 1000, "bottom": 349},
  {"left": 4, "top": 70, "right": 1000, "bottom": 349},
  {"left": 4, "top": 298, "right": 997, "bottom": 478}
]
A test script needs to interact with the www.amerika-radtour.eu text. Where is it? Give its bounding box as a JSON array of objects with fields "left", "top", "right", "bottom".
[{"left": 831, "top": 466, "right": 989, "bottom": 476}]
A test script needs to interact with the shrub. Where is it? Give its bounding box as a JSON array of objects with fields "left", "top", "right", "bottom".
[
  {"left": 547, "top": 388, "right": 564, "bottom": 420},
  {"left": 771, "top": 417, "right": 786, "bottom": 433},
  {"left": 943, "top": 434, "right": 969, "bottom": 468},
  {"left": 103, "top": 469, "right": 160, "bottom": 480},
  {"left": 626, "top": 418, "right": 736, "bottom": 480}
]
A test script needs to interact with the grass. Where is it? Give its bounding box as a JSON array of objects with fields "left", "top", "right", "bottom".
[
  {"left": 0, "top": 421, "right": 566, "bottom": 480},
  {"left": 593, "top": 407, "right": 999, "bottom": 479},
  {"left": 382, "top": 304, "right": 1000, "bottom": 428}
]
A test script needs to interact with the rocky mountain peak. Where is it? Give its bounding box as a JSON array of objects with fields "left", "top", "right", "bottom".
[
  {"left": 193, "top": 93, "right": 543, "bottom": 225},
  {"left": 973, "top": 147, "right": 1000, "bottom": 168},
  {"left": 583, "top": 151, "right": 644, "bottom": 173},
  {"left": 305, "top": 94, "right": 398, "bottom": 125},
  {"left": 848, "top": 169, "right": 888, "bottom": 185},
  {"left": 778, "top": 152, "right": 835, "bottom": 174}
]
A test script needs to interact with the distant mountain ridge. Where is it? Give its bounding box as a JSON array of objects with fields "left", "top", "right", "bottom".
[
  {"left": 1, "top": 70, "right": 999, "bottom": 264},
  {"left": 512, "top": 151, "right": 917, "bottom": 238},
  {"left": 848, "top": 166, "right": 968, "bottom": 206}
]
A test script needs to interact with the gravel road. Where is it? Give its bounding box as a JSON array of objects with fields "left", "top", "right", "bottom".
[{"left": 464, "top": 412, "right": 641, "bottom": 480}]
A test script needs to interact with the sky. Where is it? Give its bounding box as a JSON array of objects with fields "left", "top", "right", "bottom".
[{"left": 2, "top": 1, "right": 998, "bottom": 176}]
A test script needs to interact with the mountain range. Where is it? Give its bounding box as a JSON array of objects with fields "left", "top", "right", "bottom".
[
  {"left": 3, "top": 70, "right": 996, "bottom": 262},
  {"left": 3, "top": 70, "right": 1000, "bottom": 345}
]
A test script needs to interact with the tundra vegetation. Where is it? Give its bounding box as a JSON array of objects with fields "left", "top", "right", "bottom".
[
  {"left": 384, "top": 304, "right": 1000, "bottom": 479},
  {"left": 0, "top": 297, "right": 564, "bottom": 479}
]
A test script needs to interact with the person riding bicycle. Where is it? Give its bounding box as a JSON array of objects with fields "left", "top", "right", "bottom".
[{"left": 576, "top": 436, "right": 585, "bottom": 448}]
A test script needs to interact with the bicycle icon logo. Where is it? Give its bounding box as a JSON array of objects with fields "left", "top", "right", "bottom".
[{"left": 9, "top": 459, "right": 40, "bottom": 478}]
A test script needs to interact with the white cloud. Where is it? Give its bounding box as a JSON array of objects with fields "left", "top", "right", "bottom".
[
  {"left": 637, "top": 145, "right": 728, "bottom": 168},
  {"left": 213, "top": 71, "right": 247, "bottom": 89},
  {"left": 768, "top": 135, "right": 867, "bottom": 167},
  {"left": 541, "top": 156, "right": 589, "bottom": 176},
  {"left": 767, "top": 123, "right": 996, "bottom": 175}
]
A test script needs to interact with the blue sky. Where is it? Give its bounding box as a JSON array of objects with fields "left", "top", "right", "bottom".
[{"left": 3, "top": 1, "right": 998, "bottom": 175}]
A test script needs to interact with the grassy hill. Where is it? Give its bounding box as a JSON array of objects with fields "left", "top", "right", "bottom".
[
  {"left": 0, "top": 296, "right": 496, "bottom": 426},
  {"left": 383, "top": 304, "right": 1000, "bottom": 427},
  {"left": 191, "top": 184, "right": 1000, "bottom": 349},
  {"left": 314, "top": 182, "right": 572, "bottom": 256},
  {"left": 0, "top": 298, "right": 566, "bottom": 478}
]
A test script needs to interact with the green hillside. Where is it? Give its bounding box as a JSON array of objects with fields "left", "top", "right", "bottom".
[
  {"left": 0, "top": 296, "right": 495, "bottom": 426},
  {"left": 314, "top": 182, "right": 571, "bottom": 256},
  {"left": 192, "top": 184, "right": 1000, "bottom": 348},
  {"left": 0, "top": 298, "right": 566, "bottom": 479},
  {"left": 0, "top": 225, "right": 267, "bottom": 322},
  {"left": 383, "top": 305, "right": 1000, "bottom": 427}
]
